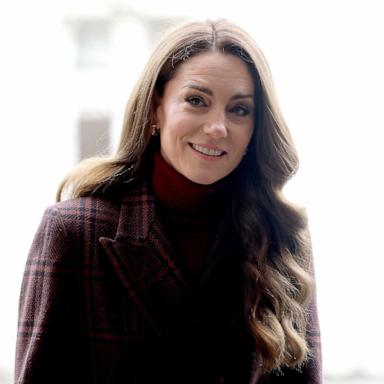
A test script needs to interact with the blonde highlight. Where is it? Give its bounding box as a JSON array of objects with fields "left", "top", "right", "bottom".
[{"left": 56, "top": 19, "right": 315, "bottom": 374}]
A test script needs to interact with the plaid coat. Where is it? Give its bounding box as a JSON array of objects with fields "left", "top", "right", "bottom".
[{"left": 16, "top": 178, "right": 322, "bottom": 383}]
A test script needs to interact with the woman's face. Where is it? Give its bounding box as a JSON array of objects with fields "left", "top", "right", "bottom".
[{"left": 155, "top": 51, "right": 255, "bottom": 185}]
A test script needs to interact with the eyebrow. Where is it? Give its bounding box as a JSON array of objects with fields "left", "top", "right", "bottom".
[{"left": 183, "top": 84, "right": 254, "bottom": 100}]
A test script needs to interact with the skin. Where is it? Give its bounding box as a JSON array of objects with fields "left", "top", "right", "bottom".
[{"left": 155, "top": 51, "right": 255, "bottom": 185}]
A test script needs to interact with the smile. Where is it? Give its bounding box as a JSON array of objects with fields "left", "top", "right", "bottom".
[{"left": 190, "top": 143, "right": 225, "bottom": 157}]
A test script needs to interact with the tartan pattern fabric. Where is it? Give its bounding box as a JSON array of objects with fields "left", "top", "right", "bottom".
[{"left": 16, "top": 178, "right": 322, "bottom": 383}]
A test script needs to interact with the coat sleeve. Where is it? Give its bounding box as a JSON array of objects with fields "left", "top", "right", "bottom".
[{"left": 15, "top": 205, "right": 85, "bottom": 383}]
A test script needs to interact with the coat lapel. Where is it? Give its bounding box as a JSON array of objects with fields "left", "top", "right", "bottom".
[
  {"left": 98, "top": 179, "right": 262, "bottom": 381},
  {"left": 100, "top": 178, "right": 249, "bottom": 352},
  {"left": 99, "top": 179, "right": 191, "bottom": 344}
]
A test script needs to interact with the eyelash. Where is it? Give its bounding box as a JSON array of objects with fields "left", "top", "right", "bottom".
[
  {"left": 185, "top": 95, "right": 206, "bottom": 107},
  {"left": 185, "top": 95, "right": 250, "bottom": 117},
  {"left": 229, "top": 105, "right": 250, "bottom": 116}
]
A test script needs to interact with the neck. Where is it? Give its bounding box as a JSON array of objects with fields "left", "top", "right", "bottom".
[{"left": 151, "top": 151, "right": 233, "bottom": 217}]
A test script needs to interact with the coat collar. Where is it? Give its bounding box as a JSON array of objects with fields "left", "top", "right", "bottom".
[
  {"left": 114, "top": 178, "right": 158, "bottom": 244},
  {"left": 99, "top": 178, "right": 195, "bottom": 343},
  {"left": 100, "top": 176, "right": 243, "bottom": 336},
  {"left": 104, "top": 177, "right": 230, "bottom": 290},
  {"left": 99, "top": 177, "right": 259, "bottom": 378}
]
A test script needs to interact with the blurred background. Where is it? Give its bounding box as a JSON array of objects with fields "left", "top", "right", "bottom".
[{"left": 1, "top": 0, "right": 383, "bottom": 383}]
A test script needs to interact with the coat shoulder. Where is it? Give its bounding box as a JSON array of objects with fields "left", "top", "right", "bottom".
[
  {"left": 54, "top": 194, "right": 122, "bottom": 217},
  {"left": 44, "top": 194, "right": 123, "bottom": 242}
]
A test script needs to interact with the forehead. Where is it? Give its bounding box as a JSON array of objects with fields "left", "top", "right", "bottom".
[{"left": 170, "top": 51, "right": 255, "bottom": 92}]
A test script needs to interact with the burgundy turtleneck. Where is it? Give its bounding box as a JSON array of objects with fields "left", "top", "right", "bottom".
[
  {"left": 151, "top": 152, "right": 253, "bottom": 383},
  {"left": 151, "top": 152, "right": 232, "bottom": 284}
]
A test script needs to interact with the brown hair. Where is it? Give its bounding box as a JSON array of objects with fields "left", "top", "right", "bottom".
[{"left": 57, "top": 19, "right": 314, "bottom": 373}]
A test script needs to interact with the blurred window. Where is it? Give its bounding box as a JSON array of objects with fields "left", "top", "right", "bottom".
[{"left": 78, "top": 115, "right": 110, "bottom": 160}]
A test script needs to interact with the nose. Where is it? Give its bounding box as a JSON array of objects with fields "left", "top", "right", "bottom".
[{"left": 202, "top": 112, "right": 228, "bottom": 139}]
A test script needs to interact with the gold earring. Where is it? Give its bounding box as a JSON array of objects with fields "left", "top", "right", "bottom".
[{"left": 151, "top": 124, "right": 160, "bottom": 136}]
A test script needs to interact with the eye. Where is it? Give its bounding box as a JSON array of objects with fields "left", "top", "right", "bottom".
[
  {"left": 185, "top": 95, "right": 206, "bottom": 107},
  {"left": 229, "top": 104, "right": 250, "bottom": 117}
]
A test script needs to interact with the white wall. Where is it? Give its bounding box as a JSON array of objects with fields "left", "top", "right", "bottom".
[{"left": 0, "top": 1, "right": 76, "bottom": 381}]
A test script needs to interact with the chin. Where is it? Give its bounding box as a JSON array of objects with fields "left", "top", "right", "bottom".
[{"left": 185, "top": 172, "right": 226, "bottom": 185}]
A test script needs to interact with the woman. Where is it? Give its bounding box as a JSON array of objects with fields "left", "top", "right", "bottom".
[{"left": 16, "top": 19, "right": 322, "bottom": 383}]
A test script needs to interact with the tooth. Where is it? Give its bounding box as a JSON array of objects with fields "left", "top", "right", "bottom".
[{"left": 192, "top": 144, "right": 222, "bottom": 156}]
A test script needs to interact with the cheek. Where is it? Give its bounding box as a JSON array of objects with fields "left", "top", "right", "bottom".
[
  {"left": 237, "top": 125, "right": 254, "bottom": 151},
  {"left": 161, "top": 112, "right": 193, "bottom": 142},
  {"left": 159, "top": 135, "right": 173, "bottom": 167},
  {"left": 161, "top": 123, "right": 186, "bottom": 145},
  {"left": 159, "top": 121, "right": 186, "bottom": 160}
]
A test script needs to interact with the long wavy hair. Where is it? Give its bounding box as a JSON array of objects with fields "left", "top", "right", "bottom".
[{"left": 57, "top": 19, "right": 314, "bottom": 373}]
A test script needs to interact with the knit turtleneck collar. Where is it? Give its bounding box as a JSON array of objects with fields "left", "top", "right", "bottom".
[{"left": 151, "top": 151, "right": 233, "bottom": 218}]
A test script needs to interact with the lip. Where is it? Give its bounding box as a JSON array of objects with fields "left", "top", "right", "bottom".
[{"left": 188, "top": 143, "right": 226, "bottom": 160}]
